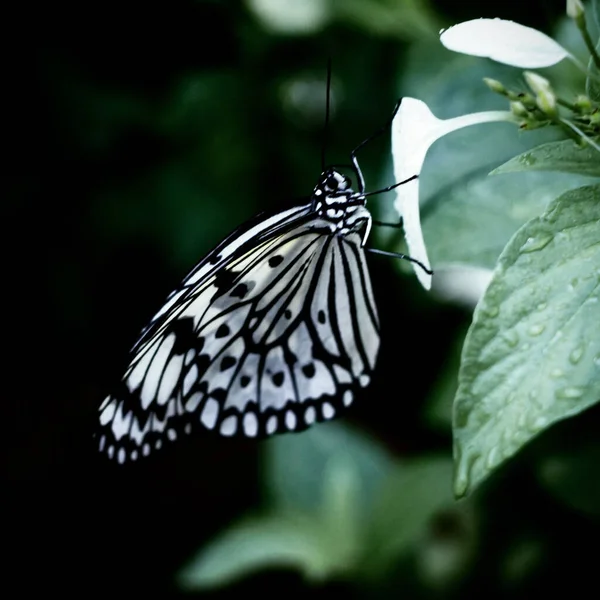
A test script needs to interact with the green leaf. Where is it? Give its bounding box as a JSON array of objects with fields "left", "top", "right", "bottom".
[
  {"left": 592, "top": 0, "right": 600, "bottom": 33},
  {"left": 452, "top": 185, "right": 600, "bottom": 498},
  {"left": 491, "top": 140, "right": 600, "bottom": 177},
  {"left": 179, "top": 425, "right": 386, "bottom": 591},
  {"left": 336, "top": 0, "right": 442, "bottom": 41},
  {"left": 422, "top": 170, "right": 591, "bottom": 269},
  {"left": 364, "top": 456, "right": 455, "bottom": 576},
  {"left": 262, "top": 421, "right": 391, "bottom": 513},
  {"left": 177, "top": 513, "right": 343, "bottom": 590},
  {"left": 586, "top": 40, "right": 600, "bottom": 102}
]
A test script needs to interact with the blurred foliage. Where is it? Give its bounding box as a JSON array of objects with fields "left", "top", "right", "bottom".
[{"left": 13, "top": 0, "right": 599, "bottom": 597}]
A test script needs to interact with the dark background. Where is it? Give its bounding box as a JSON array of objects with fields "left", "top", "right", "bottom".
[{"left": 6, "top": 0, "right": 599, "bottom": 596}]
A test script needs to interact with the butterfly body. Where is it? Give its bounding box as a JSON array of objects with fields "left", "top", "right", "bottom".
[{"left": 98, "top": 167, "right": 380, "bottom": 463}]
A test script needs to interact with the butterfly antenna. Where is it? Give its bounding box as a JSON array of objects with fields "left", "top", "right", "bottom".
[
  {"left": 350, "top": 98, "right": 404, "bottom": 195},
  {"left": 321, "top": 58, "right": 332, "bottom": 173}
]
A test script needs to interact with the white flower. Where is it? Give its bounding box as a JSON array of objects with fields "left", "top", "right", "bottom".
[
  {"left": 439, "top": 18, "right": 570, "bottom": 68},
  {"left": 391, "top": 98, "right": 514, "bottom": 290}
]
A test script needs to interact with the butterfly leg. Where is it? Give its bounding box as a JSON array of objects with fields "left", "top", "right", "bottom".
[
  {"left": 365, "top": 247, "right": 433, "bottom": 275},
  {"left": 372, "top": 218, "right": 404, "bottom": 229}
]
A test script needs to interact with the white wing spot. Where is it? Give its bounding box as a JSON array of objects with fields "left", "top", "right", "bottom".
[
  {"left": 111, "top": 405, "right": 132, "bottom": 441},
  {"left": 155, "top": 439, "right": 163, "bottom": 450},
  {"left": 343, "top": 390, "right": 353, "bottom": 407},
  {"left": 266, "top": 415, "right": 278, "bottom": 435},
  {"left": 140, "top": 334, "right": 176, "bottom": 409},
  {"left": 322, "top": 402, "right": 335, "bottom": 420},
  {"left": 220, "top": 415, "right": 237, "bottom": 436},
  {"left": 285, "top": 410, "right": 297, "bottom": 430},
  {"left": 98, "top": 436, "right": 106, "bottom": 452},
  {"left": 107, "top": 445, "right": 114, "bottom": 460},
  {"left": 186, "top": 392, "right": 203, "bottom": 413},
  {"left": 185, "top": 349, "right": 196, "bottom": 365},
  {"left": 98, "top": 396, "right": 110, "bottom": 411},
  {"left": 304, "top": 406, "right": 316, "bottom": 425},
  {"left": 129, "top": 416, "right": 149, "bottom": 447},
  {"left": 167, "top": 429, "right": 177, "bottom": 441},
  {"left": 117, "top": 448, "right": 126, "bottom": 464},
  {"left": 157, "top": 353, "right": 184, "bottom": 405},
  {"left": 243, "top": 412, "right": 258, "bottom": 437},
  {"left": 184, "top": 423, "right": 192, "bottom": 435},
  {"left": 99, "top": 399, "right": 117, "bottom": 425},
  {"left": 359, "top": 374, "right": 370, "bottom": 387},
  {"left": 131, "top": 450, "right": 138, "bottom": 461},
  {"left": 183, "top": 364, "right": 199, "bottom": 397},
  {"left": 201, "top": 398, "right": 219, "bottom": 429},
  {"left": 333, "top": 365, "right": 352, "bottom": 384},
  {"left": 127, "top": 344, "right": 155, "bottom": 393},
  {"left": 142, "top": 443, "right": 150, "bottom": 457}
]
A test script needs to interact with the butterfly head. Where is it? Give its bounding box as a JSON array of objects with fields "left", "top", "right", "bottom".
[{"left": 313, "top": 168, "right": 353, "bottom": 198}]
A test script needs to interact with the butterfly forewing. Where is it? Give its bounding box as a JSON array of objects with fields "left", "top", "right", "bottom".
[{"left": 98, "top": 171, "right": 380, "bottom": 462}]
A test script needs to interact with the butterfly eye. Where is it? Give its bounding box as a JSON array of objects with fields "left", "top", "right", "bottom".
[{"left": 326, "top": 175, "right": 338, "bottom": 189}]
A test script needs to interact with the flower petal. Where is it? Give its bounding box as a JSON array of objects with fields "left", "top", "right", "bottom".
[
  {"left": 391, "top": 99, "right": 443, "bottom": 290},
  {"left": 440, "top": 19, "right": 569, "bottom": 68},
  {"left": 392, "top": 98, "right": 515, "bottom": 289}
]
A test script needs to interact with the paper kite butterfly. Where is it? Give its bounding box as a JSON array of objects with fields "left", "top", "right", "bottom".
[{"left": 97, "top": 97, "right": 427, "bottom": 463}]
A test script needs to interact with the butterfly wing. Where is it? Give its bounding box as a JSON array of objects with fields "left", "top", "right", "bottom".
[{"left": 98, "top": 206, "right": 379, "bottom": 463}]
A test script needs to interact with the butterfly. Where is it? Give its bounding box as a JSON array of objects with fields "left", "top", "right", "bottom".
[{"left": 97, "top": 99, "right": 426, "bottom": 463}]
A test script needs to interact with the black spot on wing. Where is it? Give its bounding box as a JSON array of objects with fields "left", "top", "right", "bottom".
[
  {"left": 220, "top": 356, "right": 236, "bottom": 371},
  {"left": 169, "top": 317, "right": 198, "bottom": 354},
  {"left": 211, "top": 388, "right": 226, "bottom": 402},
  {"left": 301, "top": 363, "right": 316, "bottom": 378},
  {"left": 214, "top": 269, "right": 240, "bottom": 294},
  {"left": 230, "top": 283, "right": 249, "bottom": 298},
  {"left": 268, "top": 255, "right": 283, "bottom": 267},
  {"left": 215, "top": 324, "right": 230, "bottom": 338},
  {"left": 271, "top": 372, "right": 284, "bottom": 387}
]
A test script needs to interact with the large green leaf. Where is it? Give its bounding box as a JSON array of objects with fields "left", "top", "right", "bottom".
[
  {"left": 491, "top": 139, "right": 600, "bottom": 177},
  {"left": 421, "top": 170, "right": 589, "bottom": 269},
  {"left": 453, "top": 185, "right": 600, "bottom": 498}
]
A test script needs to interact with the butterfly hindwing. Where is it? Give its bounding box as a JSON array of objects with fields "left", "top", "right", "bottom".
[{"left": 97, "top": 206, "right": 380, "bottom": 462}]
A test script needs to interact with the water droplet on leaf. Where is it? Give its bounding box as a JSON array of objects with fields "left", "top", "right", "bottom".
[
  {"left": 486, "top": 446, "right": 500, "bottom": 469},
  {"left": 556, "top": 386, "right": 584, "bottom": 400},
  {"left": 527, "top": 415, "right": 548, "bottom": 432},
  {"left": 503, "top": 330, "right": 519, "bottom": 347},
  {"left": 528, "top": 324, "right": 545, "bottom": 336},
  {"left": 520, "top": 234, "right": 553, "bottom": 253},
  {"left": 484, "top": 304, "right": 499, "bottom": 318},
  {"left": 569, "top": 345, "right": 584, "bottom": 364}
]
